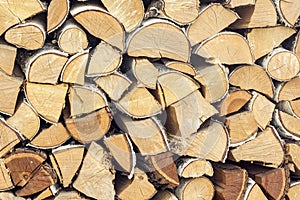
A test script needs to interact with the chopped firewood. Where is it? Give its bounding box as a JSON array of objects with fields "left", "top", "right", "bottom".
[
  {"left": 25, "top": 49, "right": 68, "bottom": 84},
  {"left": 230, "top": 0, "right": 277, "bottom": 29},
  {"left": 65, "top": 107, "right": 112, "bottom": 144},
  {"left": 0, "top": 41, "right": 17, "bottom": 75},
  {"left": 194, "top": 63, "right": 229, "bottom": 103},
  {"left": 60, "top": 50, "right": 89, "bottom": 85},
  {"left": 115, "top": 168, "right": 157, "bottom": 200},
  {"left": 50, "top": 145, "right": 84, "bottom": 187},
  {"left": 47, "top": 0, "right": 69, "bottom": 33},
  {"left": 247, "top": 92, "right": 275, "bottom": 129},
  {"left": 175, "top": 177, "right": 214, "bottom": 200},
  {"left": 115, "top": 115, "right": 169, "bottom": 155},
  {"left": 0, "top": 159, "right": 13, "bottom": 191},
  {"left": 277, "top": 100, "right": 300, "bottom": 119},
  {"left": 212, "top": 163, "right": 248, "bottom": 200},
  {"left": 25, "top": 82, "right": 68, "bottom": 123},
  {"left": 68, "top": 85, "right": 107, "bottom": 117},
  {"left": 165, "top": 61, "right": 195, "bottom": 76},
  {"left": 293, "top": 32, "right": 300, "bottom": 58},
  {"left": 101, "top": 0, "right": 144, "bottom": 32},
  {"left": 0, "top": 192, "right": 25, "bottom": 200},
  {"left": 229, "top": 65, "right": 274, "bottom": 98},
  {"left": 177, "top": 158, "right": 213, "bottom": 178},
  {"left": 0, "top": 0, "right": 45, "bottom": 35},
  {"left": 275, "top": 77, "right": 300, "bottom": 102},
  {"left": 86, "top": 41, "right": 122, "bottom": 76},
  {"left": 244, "top": 178, "right": 268, "bottom": 200},
  {"left": 73, "top": 142, "right": 115, "bottom": 199},
  {"left": 71, "top": 4, "right": 125, "bottom": 51},
  {"left": 218, "top": 90, "right": 252, "bottom": 116},
  {"left": 4, "top": 20, "right": 45, "bottom": 50},
  {"left": 0, "top": 71, "right": 23, "bottom": 115},
  {"left": 165, "top": 90, "right": 218, "bottom": 137},
  {"left": 0, "top": 119, "right": 20, "bottom": 157},
  {"left": 229, "top": 126, "right": 285, "bottom": 168},
  {"left": 104, "top": 133, "right": 136, "bottom": 177},
  {"left": 287, "top": 182, "right": 300, "bottom": 200},
  {"left": 34, "top": 187, "right": 55, "bottom": 200},
  {"left": 54, "top": 190, "right": 87, "bottom": 200},
  {"left": 94, "top": 72, "right": 131, "bottom": 101},
  {"left": 194, "top": 32, "right": 254, "bottom": 65},
  {"left": 225, "top": 0, "right": 255, "bottom": 8},
  {"left": 285, "top": 142, "right": 300, "bottom": 176},
  {"left": 132, "top": 58, "right": 158, "bottom": 89},
  {"left": 127, "top": 19, "right": 190, "bottom": 62},
  {"left": 247, "top": 26, "right": 296, "bottom": 60},
  {"left": 57, "top": 20, "right": 88, "bottom": 54},
  {"left": 152, "top": 190, "right": 178, "bottom": 200},
  {"left": 157, "top": 71, "right": 199, "bottom": 107},
  {"left": 289, "top": 100, "right": 300, "bottom": 118},
  {"left": 275, "top": 0, "right": 300, "bottom": 27},
  {"left": 187, "top": 4, "right": 239, "bottom": 45},
  {"left": 30, "top": 123, "right": 70, "bottom": 149},
  {"left": 117, "top": 86, "right": 162, "bottom": 118}
]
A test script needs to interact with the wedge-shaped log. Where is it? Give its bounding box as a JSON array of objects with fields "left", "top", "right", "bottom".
[
  {"left": 275, "top": 77, "right": 300, "bottom": 102},
  {"left": 47, "top": 0, "right": 69, "bottom": 33},
  {"left": 0, "top": 159, "right": 13, "bottom": 190},
  {"left": 286, "top": 142, "right": 300, "bottom": 177},
  {"left": 0, "top": 119, "right": 20, "bottom": 157},
  {"left": 244, "top": 178, "right": 268, "bottom": 200},
  {"left": 0, "top": 41, "right": 17, "bottom": 75},
  {"left": 275, "top": 0, "right": 300, "bottom": 27},
  {"left": 177, "top": 158, "right": 213, "bottom": 178},
  {"left": 132, "top": 58, "right": 158, "bottom": 89},
  {"left": 152, "top": 190, "right": 178, "bottom": 200}
]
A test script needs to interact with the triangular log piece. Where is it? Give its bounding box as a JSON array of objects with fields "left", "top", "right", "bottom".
[
  {"left": 47, "top": 0, "right": 69, "bottom": 33},
  {"left": 132, "top": 58, "right": 158, "bottom": 89},
  {"left": 34, "top": 187, "right": 53, "bottom": 200},
  {"left": 0, "top": 41, "right": 17, "bottom": 75},
  {"left": 152, "top": 190, "right": 178, "bottom": 200},
  {"left": 244, "top": 178, "right": 268, "bottom": 200},
  {"left": 0, "top": 159, "right": 13, "bottom": 191},
  {"left": 287, "top": 182, "right": 300, "bottom": 200},
  {"left": 275, "top": 0, "right": 300, "bottom": 27},
  {"left": 275, "top": 77, "right": 300, "bottom": 102},
  {"left": 289, "top": 100, "right": 300, "bottom": 118},
  {"left": 165, "top": 61, "right": 196, "bottom": 76},
  {"left": 0, "top": 119, "right": 20, "bottom": 158},
  {"left": 177, "top": 158, "right": 213, "bottom": 178},
  {"left": 285, "top": 142, "right": 300, "bottom": 177},
  {"left": 293, "top": 32, "right": 300, "bottom": 58}
]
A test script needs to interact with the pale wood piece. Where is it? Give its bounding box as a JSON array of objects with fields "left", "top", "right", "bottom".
[
  {"left": 225, "top": 0, "right": 255, "bottom": 8},
  {"left": 4, "top": 20, "right": 45, "bottom": 50},
  {"left": 165, "top": 90, "right": 218, "bottom": 138},
  {"left": 30, "top": 123, "right": 70, "bottom": 149},
  {"left": 244, "top": 178, "right": 268, "bottom": 200},
  {"left": 194, "top": 63, "right": 229, "bottom": 103},
  {"left": 71, "top": 5, "right": 125, "bottom": 51},
  {"left": 127, "top": 20, "right": 190, "bottom": 62},
  {"left": 0, "top": 41, "right": 17, "bottom": 75},
  {"left": 177, "top": 158, "right": 213, "bottom": 178},
  {"left": 262, "top": 48, "right": 300, "bottom": 81},
  {"left": 0, "top": 0, "right": 45, "bottom": 35},
  {"left": 230, "top": 0, "right": 277, "bottom": 29},
  {"left": 25, "top": 82, "right": 68, "bottom": 123},
  {"left": 247, "top": 26, "right": 296, "bottom": 60},
  {"left": 60, "top": 50, "right": 89, "bottom": 85},
  {"left": 34, "top": 187, "right": 53, "bottom": 200},
  {"left": 294, "top": 31, "right": 300, "bottom": 59},
  {"left": 132, "top": 58, "right": 158, "bottom": 89},
  {"left": 25, "top": 49, "right": 68, "bottom": 84},
  {"left": 219, "top": 90, "right": 252, "bottom": 116},
  {"left": 86, "top": 41, "right": 122, "bottom": 76},
  {"left": 0, "top": 159, "right": 13, "bottom": 191},
  {"left": 104, "top": 133, "right": 136, "bottom": 177},
  {"left": 275, "top": 0, "right": 300, "bottom": 27},
  {"left": 212, "top": 163, "right": 248, "bottom": 200},
  {"left": 47, "top": 0, "right": 69, "bottom": 33},
  {"left": 0, "top": 71, "right": 22, "bottom": 115},
  {"left": 275, "top": 76, "right": 300, "bottom": 102},
  {"left": 152, "top": 190, "right": 178, "bottom": 200},
  {"left": 194, "top": 32, "right": 254, "bottom": 65},
  {"left": 165, "top": 61, "right": 195, "bottom": 76},
  {"left": 69, "top": 85, "right": 107, "bottom": 117},
  {"left": 157, "top": 71, "right": 199, "bottom": 107},
  {"left": 290, "top": 100, "right": 300, "bottom": 118},
  {"left": 187, "top": 4, "right": 239, "bottom": 45},
  {"left": 115, "top": 115, "right": 168, "bottom": 155},
  {"left": 229, "top": 126, "right": 284, "bottom": 168},
  {"left": 287, "top": 182, "right": 300, "bottom": 200},
  {"left": 65, "top": 107, "right": 112, "bottom": 144},
  {"left": 54, "top": 190, "right": 87, "bottom": 200},
  {"left": 286, "top": 143, "right": 300, "bottom": 176},
  {"left": 278, "top": 100, "right": 300, "bottom": 119},
  {"left": 101, "top": 0, "right": 144, "bottom": 32},
  {"left": 0, "top": 192, "right": 25, "bottom": 200},
  {"left": 175, "top": 177, "right": 214, "bottom": 200},
  {"left": 51, "top": 145, "right": 84, "bottom": 187},
  {"left": 58, "top": 21, "right": 88, "bottom": 54},
  {"left": 0, "top": 119, "right": 20, "bottom": 158},
  {"left": 94, "top": 73, "right": 131, "bottom": 101},
  {"left": 73, "top": 142, "right": 115, "bottom": 200},
  {"left": 116, "top": 168, "right": 157, "bottom": 200},
  {"left": 229, "top": 65, "right": 274, "bottom": 98}
]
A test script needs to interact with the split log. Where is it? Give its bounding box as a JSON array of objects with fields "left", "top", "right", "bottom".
[
  {"left": 54, "top": 190, "right": 87, "bottom": 200},
  {"left": 0, "top": 159, "right": 13, "bottom": 191},
  {"left": 247, "top": 26, "right": 296, "bottom": 60},
  {"left": 175, "top": 177, "right": 214, "bottom": 200},
  {"left": 4, "top": 20, "right": 45, "bottom": 50},
  {"left": 71, "top": 4, "right": 125, "bottom": 51},
  {"left": 177, "top": 158, "right": 213, "bottom": 178},
  {"left": 25, "top": 82, "right": 68, "bottom": 123},
  {"left": 187, "top": 4, "right": 239, "bottom": 45},
  {"left": 127, "top": 19, "right": 190, "bottom": 62},
  {"left": 152, "top": 190, "right": 178, "bottom": 200},
  {"left": 211, "top": 163, "right": 248, "bottom": 200},
  {"left": 51, "top": 145, "right": 84, "bottom": 187},
  {"left": 47, "top": 0, "right": 69, "bottom": 33},
  {"left": 194, "top": 32, "right": 254, "bottom": 65},
  {"left": 65, "top": 107, "right": 112, "bottom": 144},
  {"left": 230, "top": 0, "right": 277, "bottom": 29},
  {"left": 293, "top": 31, "right": 300, "bottom": 58},
  {"left": 244, "top": 178, "right": 268, "bottom": 200},
  {"left": 0, "top": 70, "right": 23, "bottom": 115},
  {"left": 275, "top": 76, "right": 300, "bottom": 102},
  {"left": 132, "top": 58, "right": 158, "bottom": 89},
  {"left": 286, "top": 142, "right": 300, "bottom": 176},
  {"left": 229, "top": 126, "right": 285, "bottom": 168},
  {"left": 225, "top": 0, "right": 255, "bottom": 8},
  {"left": 275, "top": 0, "right": 300, "bottom": 27},
  {"left": 285, "top": 99, "right": 300, "bottom": 118},
  {"left": 73, "top": 142, "right": 115, "bottom": 199},
  {"left": 287, "top": 182, "right": 300, "bottom": 200},
  {"left": 229, "top": 65, "right": 274, "bottom": 98},
  {"left": 34, "top": 187, "right": 54, "bottom": 200},
  {"left": 0, "top": 192, "right": 25, "bottom": 200},
  {"left": 0, "top": 119, "right": 20, "bottom": 157},
  {"left": 0, "top": 41, "right": 17, "bottom": 75},
  {"left": 164, "top": 61, "right": 195, "bottom": 76}
]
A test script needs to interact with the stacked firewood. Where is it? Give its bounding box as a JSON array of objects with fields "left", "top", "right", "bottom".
[{"left": 0, "top": 0, "right": 300, "bottom": 199}]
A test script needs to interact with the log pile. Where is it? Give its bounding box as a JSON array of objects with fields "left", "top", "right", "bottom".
[{"left": 0, "top": 0, "right": 300, "bottom": 199}]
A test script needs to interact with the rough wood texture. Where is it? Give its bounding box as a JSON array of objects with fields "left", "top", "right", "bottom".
[
  {"left": 0, "top": 159, "right": 13, "bottom": 191},
  {"left": 0, "top": 41, "right": 17, "bottom": 75},
  {"left": 0, "top": 119, "right": 20, "bottom": 157},
  {"left": 177, "top": 158, "right": 213, "bottom": 178},
  {"left": 275, "top": 77, "right": 300, "bottom": 102},
  {"left": 244, "top": 178, "right": 268, "bottom": 200},
  {"left": 47, "top": 0, "right": 69, "bottom": 33},
  {"left": 132, "top": 58, "right": 158, "bottom": 89},
  {"left": 287, "top": 182, "right": 300, "bottom": 200},
  {"left": 275, "top": 0, "right": 300, "bottom": 27}
]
